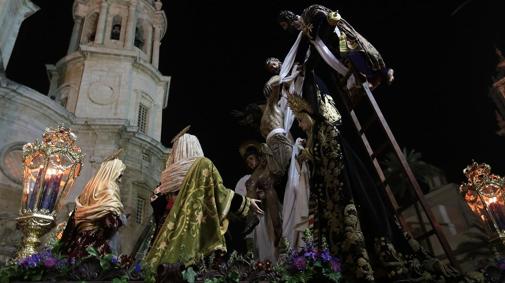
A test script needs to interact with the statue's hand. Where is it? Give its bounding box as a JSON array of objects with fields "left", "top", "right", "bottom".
[
  {"left": 263, "top": 76, "right": 281, "bottom": 97},
  {"left": 297, "top": 148, "right": 312, "bottom": 164},
  {"left": 249, "top": 198, "right": 264, "bottom": 215},
  {"left": 294, "top": 63, "right": 304, "bottom": 75},
  {"left": 297, "top": 138, "right": 307, "bottom": 148}
]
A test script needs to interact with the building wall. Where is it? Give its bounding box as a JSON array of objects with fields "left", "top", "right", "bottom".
[
  {"left": 0, "top": 77, "right": 168, "bottom": 261},
  {"left": 0, "top": 79, "right": 72, "bottom": 262},
  {"left": 0, "top": 0, "right": 170, "bottom": 262},
  {"left": 0, "top": 0, "right": 39, "bottom": 70},
  {"left": 402, "top": 183, "right": 492, "bottom": 270}
]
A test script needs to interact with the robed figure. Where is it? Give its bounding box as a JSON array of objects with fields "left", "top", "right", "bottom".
[
  {"left": 59, "top": 153, "right": 126, "bottom": 258},
  {"left": 143, "top": 132, "right": 262, "bottom": 282}
]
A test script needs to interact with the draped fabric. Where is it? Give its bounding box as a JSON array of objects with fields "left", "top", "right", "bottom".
[
  {"left": 299, "top": 59, "right": 462, "bottom": 282},
  {"left": 300, "top": 4, "right": 386, "bottom": 73},
  {"left": 277, "top": 5, "right": 462, "bottom": 282},
  {"left": 158, "top": 134, "right": 204, "bottom": 194},
  {"left": 253, "top": 208, "right": 278, "bottom": 263},
  {"left": 235, "top": 174, "right": 278, "bottom": 262},
  {"left": 282, "top": 138, "right": 310, "bottom": 250},
  {"left": 59, "top": 158, "right": 125, "bottom": 258},
  {"left": 233, "top": 174, "right": 250, "bottom": 197},
  {"left": 143, "top": 157, "right": 235, "bottom": 280},
  {"left": 278, "top": 32, "right": 306, "bottom": 134},
  {"left": 309, "top": 116, "right": 376, "bottom": 281},
  {"left": 74, "top": 159, "right": 125, "bottom": 232}
]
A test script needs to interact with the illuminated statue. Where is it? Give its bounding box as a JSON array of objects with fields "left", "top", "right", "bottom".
[
  {"left": 143, "top": 129, "right": 263, "bottom": 282},
  {"left": 278, "top": 5, "right": 394, "bottom": 91},
  {"left": 59, "top": 150, "right": 126, "bottom": 258}
]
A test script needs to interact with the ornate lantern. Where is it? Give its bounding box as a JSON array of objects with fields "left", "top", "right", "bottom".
[
  {"left": 460, "top": 162, "right": 505, "bottom": 246},
  {"left": 16, "top": 125, "right": 83, "bottom": 259}
]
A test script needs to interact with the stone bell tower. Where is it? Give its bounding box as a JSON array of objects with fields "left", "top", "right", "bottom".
[
  {"left": 45, "top": 0, "right": 170, "bottom": 255},
  {"left": 47, "top": 0, "right": 169, "bottom": 141}
]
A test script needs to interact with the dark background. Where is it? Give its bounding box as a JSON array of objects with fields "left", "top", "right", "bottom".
[{"left": 6, "top": 0, "right": 505, "bottom": 188}]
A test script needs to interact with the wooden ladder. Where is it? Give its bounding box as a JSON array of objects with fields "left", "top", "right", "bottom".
[{"left": 338, "top": 82, "right": 459, "bottom": 268}]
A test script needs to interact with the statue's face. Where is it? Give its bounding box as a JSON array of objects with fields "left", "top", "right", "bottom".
[
  {"left": 297, "top": 114, "right": 313, "bottom": 132},
  {"left": 279, "top": 16, "right": 302, "bottom": 34},
  {"left": 266, "top": 59, "right": 281, "bottom": 74},
  {"left": 292, "top": 17, "right": 302, "bottom": 31},
  {"left": 245, "top": 154, "right": 259, "bottom": 171},
  {"left": 279, "top": 21, "right": 289, "bottom": 31}
]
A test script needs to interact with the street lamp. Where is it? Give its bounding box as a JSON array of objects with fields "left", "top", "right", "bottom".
[
  {"left": 460, "top": 161, "right": 505, "bottom": 246},
  {"left": 16, "top": 125, "right": 83, "bottom": 259}
]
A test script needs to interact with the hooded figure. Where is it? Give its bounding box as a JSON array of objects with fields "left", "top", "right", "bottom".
[
  {"left": 60, "top": 156, "right": 126, "bottom": 258},
  {"left": 143, "top": 132, "right": 263, "bottom": 283},
  {"left": 149, "top": 133, "right": 206, "bottom": 245}
]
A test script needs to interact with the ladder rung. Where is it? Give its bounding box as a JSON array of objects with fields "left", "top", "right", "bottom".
[
  {"left": 415, "top": 229, "right": 436, "bottom": 241},
  {"left": 341, "top": 83, "right": 460, "bottom": 269}
]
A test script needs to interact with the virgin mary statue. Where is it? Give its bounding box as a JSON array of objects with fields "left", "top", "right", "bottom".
[{"left": 143, "top": 130, "right": 262, "bottom": 282}]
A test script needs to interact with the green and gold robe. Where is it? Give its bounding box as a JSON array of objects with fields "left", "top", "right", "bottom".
[{"left": 143, "top": 157, "right": 245, "bottom": 280}]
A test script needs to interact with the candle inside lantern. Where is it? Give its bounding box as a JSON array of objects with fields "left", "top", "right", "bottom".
[
  {"left": 16, "top": 125, "right": 84, "bottom": 260},
  {"left": 40, "top": 168, "right": 63, "bottom": 210},
  {"left": 38, "top": 168, "right": 53, "bottom": 209},
  {"left": 27, "top": 167, "right": 44, "bottom": 210},
  {"left": 47, "top": 172, "right": 63, "bottom": 210}
]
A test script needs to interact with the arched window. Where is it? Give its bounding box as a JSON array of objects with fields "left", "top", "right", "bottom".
[
  {"left": 136, "top": 196, "right": 145, "bottom": 224},
  {"left": 137, "top": 103, "right": 149, "bottom": 134},
  {"left": 82, "top": 12, "right": 98, "bottom": 44},
  {"left": 137, "top": 92, "right": 153, "bottom": 134},
  {"left": 134, "top": 21, "right": 145, "bottom": 50},
  {"left": 110, "top": 15, "right": 122, "bottom": 40}
]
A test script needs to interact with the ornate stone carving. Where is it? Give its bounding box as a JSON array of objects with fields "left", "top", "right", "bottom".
[{"left": 88, "top": 82, "right": 116, "bottom": 105}]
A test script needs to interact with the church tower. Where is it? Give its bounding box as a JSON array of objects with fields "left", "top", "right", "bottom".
[
  {"left": 45, "top": 0, "right": 170, "bottom": 254},
  {"left": 48, "top": 0, "right": 169, "bottom": 141}
]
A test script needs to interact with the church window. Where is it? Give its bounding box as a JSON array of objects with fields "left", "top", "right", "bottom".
[
  {"left": 134, "top": 22, "right": 145, "bottom": 50},
  {"left": 110, "top": 15, "right": 122, "bottom": 40},
  {"left": 136, "top": 197, "right": 145, "bottom": 224},
  {"left": 142, "top": 151, "right": 151, "bottom": 162},
  {"left": 138, "top": 103, "right": 149, "bottom": 134}
]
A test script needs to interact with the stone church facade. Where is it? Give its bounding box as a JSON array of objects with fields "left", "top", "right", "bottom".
[{"left": 0, "top": 0, "right": 170, "bottom": 262}]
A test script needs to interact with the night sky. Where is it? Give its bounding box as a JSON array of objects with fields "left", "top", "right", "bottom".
[{"left": 6, "top": 0, "right": 505, "bottom": 189}]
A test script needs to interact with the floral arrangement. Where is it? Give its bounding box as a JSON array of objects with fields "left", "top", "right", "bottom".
[
  {"left": 1, "top": 229, "right": 341, "bottom": 283},
  {"left": 0, "top": 244, "right": 141, "bottom": 283},
  {"left": 182, "top": 229, "right": 341, "bottom": 283},
  {"left": 275, "top": 229, "right": 341, "bottom": 283}
]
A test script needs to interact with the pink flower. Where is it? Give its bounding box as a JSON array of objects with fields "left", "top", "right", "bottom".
[
  {"left": 330, "top": 258, "right": 341, "bottom": 272},
  {"left": 293, "top": 256, "right": 307, "bottom": 271},
  {"left": 44, "top": 257, "right": 58, "bottom": 268},
  {"left": 497, "top": 259, "right": 505, "bottom": 270}
]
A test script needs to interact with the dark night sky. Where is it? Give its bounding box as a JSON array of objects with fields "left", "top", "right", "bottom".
[{"left": 6, "top": 0, "right": 505, "bottom": 189}]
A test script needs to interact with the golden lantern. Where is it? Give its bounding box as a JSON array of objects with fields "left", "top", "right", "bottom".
[
  {"left": 460, "top": 162, "right": 505, "bottom": 246},
  {"left": 16, "top": 125, "right": 83, "bottom": 259}
]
